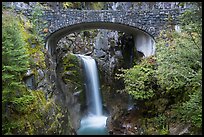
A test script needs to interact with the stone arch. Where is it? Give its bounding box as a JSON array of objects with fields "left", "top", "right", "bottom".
[{"left": 46, "top": 22, "right": 155, "bottom": 57}]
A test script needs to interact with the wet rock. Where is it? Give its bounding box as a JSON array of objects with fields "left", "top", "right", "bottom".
[
  {"left": 95, "top": 30, "right": 109, "bottom": 51},
  {"left": 37, "top": 69, "right": 45, "bottom": 79},
  {"left": 115, "top": 50, "right": 123, "bottom": 59},
  {"left": 85, "top": 51, "right": 93, "bottom": 56},
  {"left": 94, "top": 49, "right": 106, "bottom": 58},
  {"left": 169, "top": 123, "right": 191, "bottom": 135}
]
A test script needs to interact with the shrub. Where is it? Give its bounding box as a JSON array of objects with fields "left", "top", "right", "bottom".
[{"left": 116, "top": 56, "right": 158, "bottom": 100}]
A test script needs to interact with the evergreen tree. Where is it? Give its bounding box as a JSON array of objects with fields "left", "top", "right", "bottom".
[
  {"left": 2, "top": 13, "right": 30, "bottom": 101},
  {"left": 2, "top": 12, "right": 31, "bottom": 134}
]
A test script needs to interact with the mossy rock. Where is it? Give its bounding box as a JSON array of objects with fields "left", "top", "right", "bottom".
[{"left": 60, "top": 53, "right": 83, "bottom": 91}]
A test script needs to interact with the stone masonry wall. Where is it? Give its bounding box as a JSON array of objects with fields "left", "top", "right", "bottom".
[{"left": 3, "top": 2, "right": 191, "bottom": 39}]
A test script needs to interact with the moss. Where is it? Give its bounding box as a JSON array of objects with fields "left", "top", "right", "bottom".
[
  {"left": 61, "top": 53, "right": 83, "bottom": 92},
  {"left": 159, "top": 128, "right": 169, "bottom": 135},
  {"left": 66, "top": 113, "right": 75, "bottom": 134},
  {"left": 18, "top": 13, "right": 46, "bottom": 71},
  {"left": 3, "top": 89, "right": 66, "bottom": 135},
  {"left": 17, "top": 13, "right": 46, "bottom": 92}
]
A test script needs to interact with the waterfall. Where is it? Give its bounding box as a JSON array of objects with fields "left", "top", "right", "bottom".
[
  {"left": 77, "top": 55, "right": 108, "bottom": 135},
  {"left": 79, "top": 55, "right": 102, "bottom": 115}
]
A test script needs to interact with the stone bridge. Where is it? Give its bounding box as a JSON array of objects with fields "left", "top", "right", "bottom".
[
  {"left": 44, "top": 9, "right": 182, "bottom": 39},
  {"left": 42, "top": 8, "right": 187, "bottom": 57},
  {"left": 8, "top": 2, "right": 190, "bottom": 57}
]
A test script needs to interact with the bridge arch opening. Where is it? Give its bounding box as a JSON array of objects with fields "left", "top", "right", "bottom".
[{"left": 46, "top": 22, "right": 155, "bottom": 58}]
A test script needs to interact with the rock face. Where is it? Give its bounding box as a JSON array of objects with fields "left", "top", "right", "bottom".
[
  {"left": 106, "top": 106, "right": 144, "bottom": 135},
  {"left": 31, "top": 45, "right": 85, "bottom": 133},
  {"left": 56, "top": 53, "right": 84, "bottom": 130}
]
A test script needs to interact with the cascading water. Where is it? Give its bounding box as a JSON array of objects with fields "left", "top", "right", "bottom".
[
  {"left": 76, "top": 55, "right": 108, "bottom": 135},
  {"left": 80, "top": 55, "right": 102, "bottom": 115}
]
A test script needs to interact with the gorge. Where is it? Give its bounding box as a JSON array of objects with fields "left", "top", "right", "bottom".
[{"left": 2, "top": 2, "right": 202, "bottom": 135}]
